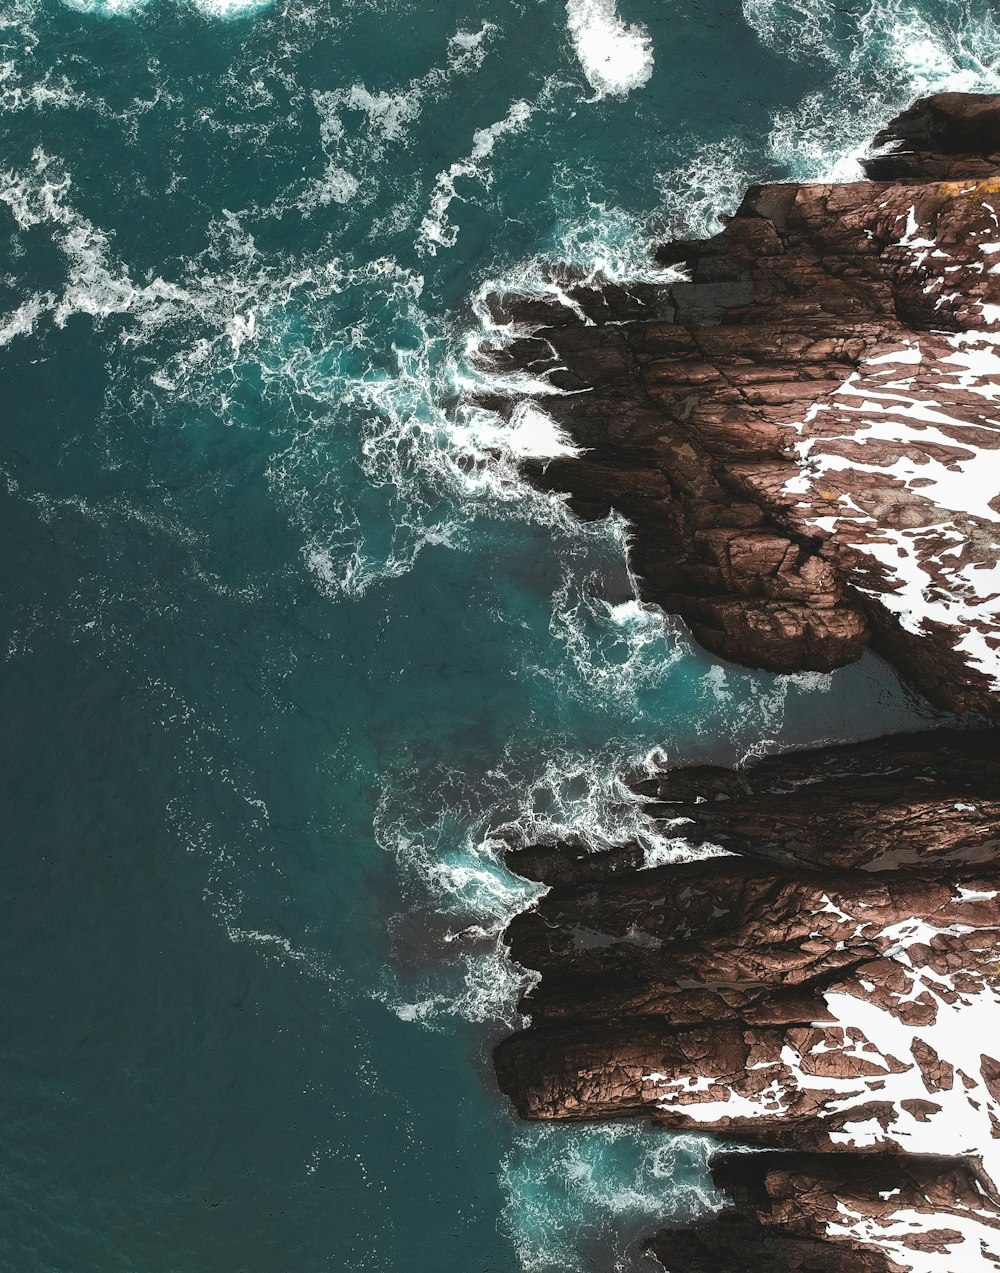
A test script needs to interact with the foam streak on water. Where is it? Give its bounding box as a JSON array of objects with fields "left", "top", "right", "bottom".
[
  {"left": 501, "top": 1126, "right": 726, "bottom": 1273},
  {"left": 419, "top": 98, "right": 536, "bottom": 254}
]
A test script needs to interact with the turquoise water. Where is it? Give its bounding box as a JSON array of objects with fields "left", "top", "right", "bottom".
[{"left": 1, "top": 0, "right": 997, "bottom": 1268}]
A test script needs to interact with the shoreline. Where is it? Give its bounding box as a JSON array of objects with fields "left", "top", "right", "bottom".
[{"left": 484, "top": 93, "right": 1000, "bottom": 1272}]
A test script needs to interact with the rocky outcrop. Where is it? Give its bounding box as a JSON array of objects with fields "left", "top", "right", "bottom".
[
  {"left": 478, "top": 93, "right": 1000, "bottom": 713},
  {"left": 630, "top": 726, "right": 1000, "bottom": 872},
  {"left": 493, "top": 729, "right": 1000, "bottom": 1271},
  {"left": 865, "top": 93, "right": 1000, "bottom": 181},
  {"left": 486, "top": 94, "right": 1000, "bottom": 1271},
  {"left": 647, "top": 1153, "right": 1000, "bottom": 1273}
]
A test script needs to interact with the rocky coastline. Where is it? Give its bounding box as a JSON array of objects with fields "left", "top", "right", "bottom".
[
  {"left": 482, "top": 92, "right": 1000, "bottom": 715},
  {"left": 484, "top": 95, "right": 1000, "bottom": 1272}
]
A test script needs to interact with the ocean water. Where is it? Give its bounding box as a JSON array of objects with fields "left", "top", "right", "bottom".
[{"left": 1, "top": 0, "right": 996, "bottom": 1268}]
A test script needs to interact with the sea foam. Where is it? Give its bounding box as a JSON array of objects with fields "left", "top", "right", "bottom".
[
  {"left": 418, "top": 98, "right": 534, "bottom": 254},
  {"left": 565, "top": 0, "right": 654, "bottom": 99},
  {"left": 501, "top": 1125, "right": 724, "bottom": 1272},
  {"left": 289, "top": 25, "right": 497, "bottom": 220},
  {"left": 747, "top": 0, "right": 1000, "bottom": 181}
]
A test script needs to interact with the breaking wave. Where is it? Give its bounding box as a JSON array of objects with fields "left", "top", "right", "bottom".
[
  {"left": 501, "top": 1126, "right": 725, "bottom": 1272},
  {"left": 652, "top": 0, "right": 1000, "bottom": 242},
  {"left": 370, "top": 656, "right": 915, "bottom": 1031},
  {"left": 748, "top": 0, "right": 1000, "bottom": 180},
  {"left": 564, "top": 0, "right": 654, "bottom": 99}
]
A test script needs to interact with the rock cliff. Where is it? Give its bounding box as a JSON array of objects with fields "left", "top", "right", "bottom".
[
  {"left": 646, "top": 1152, "right": 1000, "bottom": 1273},
  {"left": 479, "top": 92, "right": 1000, "bottom": 713},
  {"left": 487, "top": 94, "right": 1000, "bottom": 1272}
]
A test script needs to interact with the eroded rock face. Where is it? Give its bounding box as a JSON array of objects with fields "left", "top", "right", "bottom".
[
  {"left": 478, "top": 93, "right": 1000, "bottom": 713},
  {"left": 647, "top": 1153, "right": 1000, "bottom": 1273},
  {"left": 492, "top": 728, "right": 1000, "bottom": 1272},
  {"left": 487, "top": 94, "right": 1000, "bottom": 1271},
  {"left": 865, "top": 93, "right": 1000, "bottom": 181},
  {"left": 496, "top": 860, "right": 1000, "bottom": 1142}
]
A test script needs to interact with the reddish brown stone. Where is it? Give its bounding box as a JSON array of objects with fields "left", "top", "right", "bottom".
[{"left": 479, "top": 93, "right": 1000, "bottom": 713}]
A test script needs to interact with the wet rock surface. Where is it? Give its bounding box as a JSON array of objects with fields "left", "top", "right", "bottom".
[
  {"left": 865, "top": 93, "right": 1000, "bottom": 181},
  {"left": 488, "top": 93, "right": 1000, "bottom": 1271},
  {"left": 630, "top": 726, "right": 1000, "bottom": 872},
  {"left": 478, "top": 92, "right": 1000, "bottom": 713}
]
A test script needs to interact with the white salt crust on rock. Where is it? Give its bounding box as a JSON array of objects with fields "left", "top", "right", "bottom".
[{"left": 781, "top": 197, "right": 1000, "bottom": 693}]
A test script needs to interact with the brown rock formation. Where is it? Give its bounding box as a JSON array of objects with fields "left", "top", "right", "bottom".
[
  {"left": 646, "top": 1153, "right": 1000, "bottom": 1273},
  {"left": 630, "top": 726, "right": 1000, "bottom": 871},
  {"left": 496, "top": 857, "right": 1000, "bottom": 1133},
  {"left": 865, "top": 93, "right": 1000, "bottom": 181},
  {"left": 485, "top": 93, "right": 1000, "bottom": 1272},
  {"left": 478, "top": 93, "right": 1000, "bottom": 713},
  {"left": 493, "top": 728, "right": 1000, "bottom": 1271}
]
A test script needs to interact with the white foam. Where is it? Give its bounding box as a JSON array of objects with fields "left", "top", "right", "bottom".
[
  {"left": 565, "top": 0, "right": 654, "bottom": 99},
  {"left": 499, "top": 402, "right": 583, "bottom": 459},
  {"left": 373, "top": 772, "right": 546, "bottom": 1027},
  {"left": 541, "top": 560, "right": 690, "bottom": 710},
  {"left": 0, "top": 150, "right": 278, "bottom": 364},
  {"left": 0, "top": 59, "right": 80, "bottom": 112},
  {"left": 187, "top": 0, "right": 271, "bottom": 17},
  {"left": 376, "top": 713, "right": 742, "bottom": 1028},
  {"left": 544, "top": 188, "right": 683, "bottom": 285},
  {"left": 418, "top": 98, "right": 534, "bottom": 254},
  {"left": 376, "top": 643, "right": 856, "bottom": 1030},
  {"left": 746, "top": 0, "right": 1000, "bottom": 182},
  {"left": 501, "top": 1125, "right": 723, "bottom": 1272},
  {"left": 273, "top": 24, "right": 497, "bottom": 219},
  {"left": 655, "top": 141, "right": 753, "bottom": 239},
  {"left": 59, "top": 0, "right": 270, "bottom": 16},
  {"left": 297, "top": 162, "right": 360, "bottom": 211},
  {"left": 58, "top": 0, "right": 147, "bottom": 14}
]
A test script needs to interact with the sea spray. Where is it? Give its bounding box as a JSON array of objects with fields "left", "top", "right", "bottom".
[
  {"left": 564, "top": 0, "right": 654, "bottom": 99},
  {"left": 501, "top": 1125, "right": 726, "bottom": 1273}
]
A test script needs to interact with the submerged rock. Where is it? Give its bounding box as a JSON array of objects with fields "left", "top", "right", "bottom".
[{"left": 478, "top": 92, "right": 1000, "bottom": 714}]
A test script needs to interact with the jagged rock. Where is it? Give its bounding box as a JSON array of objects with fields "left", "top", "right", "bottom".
[
  {"left": 495, "top": 852, "right": 1000, "bottom": 1151},
  {"left": 488, "top": 94, "right": 1000, "bottom": 1273},
  {"left": 864, "top": 93, "right": 1000, "bottom": 181},
  {"left": 493, "top": 727, "right": 1000, "bottom": 1272},
  {"left": 478, "top": 93, "right": 1000, "bottom": 713},
  {"left": 501, "top": 835, "right": 644, "bottom": 887},
  {"left": 646, "top": 1152, "right": 1000, "bottom": 1273}
]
